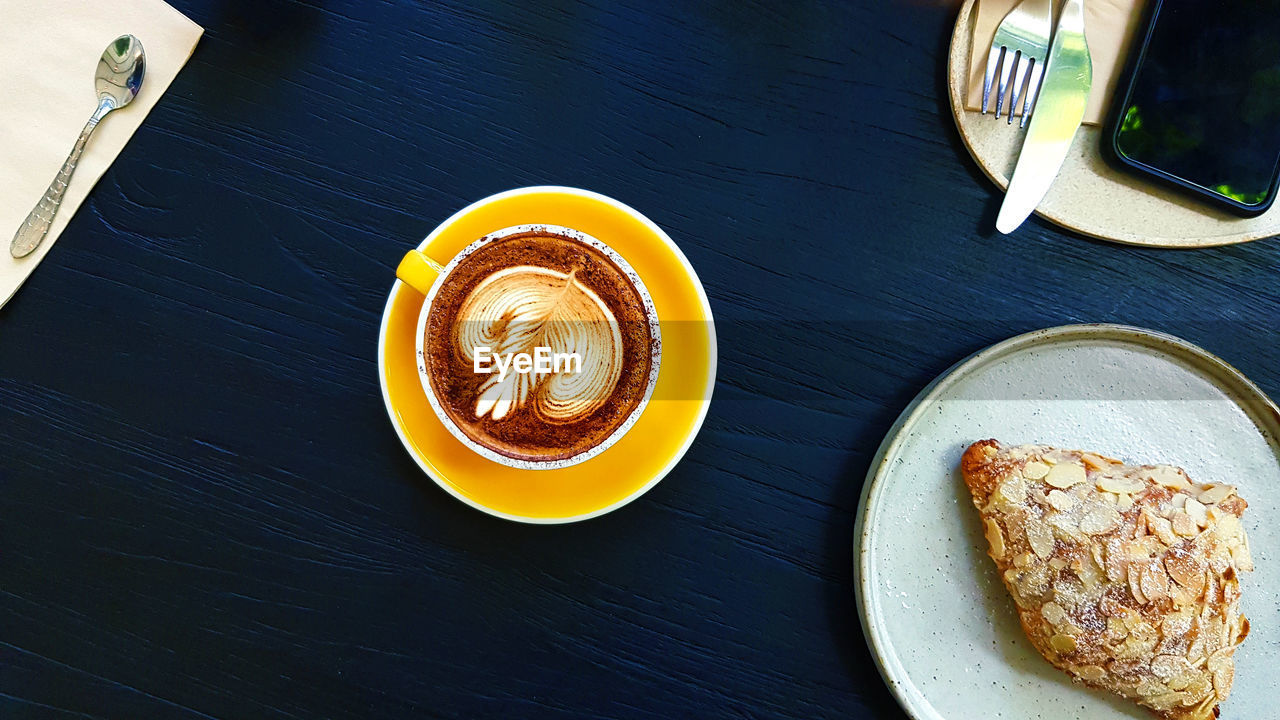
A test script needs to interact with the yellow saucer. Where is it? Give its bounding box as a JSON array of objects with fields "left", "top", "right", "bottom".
[{"left": 377, "top": 187, "right": 716, "bottom": 523}]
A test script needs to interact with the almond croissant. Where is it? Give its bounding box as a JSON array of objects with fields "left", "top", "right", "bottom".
[{"left": 961, "top": 440, "right": 1252, "bottom": 719}]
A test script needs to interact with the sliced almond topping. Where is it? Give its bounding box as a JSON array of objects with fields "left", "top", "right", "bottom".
[
  {"left": 1167, "top": 674, "right": 1193, "bottom": 692},
  {"left": 1209, "top": 547, "right": 1232, "bottom": 575},
  {"left": 1186, "top": 676, "right": 1213, "bottom": 701},
  {"left": 1098, "top": 474, "right": 1145, "bottom": 495},
  {"left": 1022, "top": 460, "right": 1050, "bottom": 480},
  {"left": 1082, "top": 453, "right": 1112, "bottom": 471},
  {"left": 1162, "top": 610, "right": 1193, "bottom": 639},
  {"left": 1151, "top": 654, "right": 1194, "bottom": 680},
  {"left": 1208, "top": 651, "right": 1235, "bottom": 701},
  {"left": 989, "top": 478, "right": 1027, "bottom": 515},
  {"left": 1198, "top": 484, "right": 1235, "bottom": 505},
  {"left": 1026, "top": 485, "right": 1047, "bottom": 509},
  {"left": 1121, "top": 622, "right": 1162, "bottom": 655},
  {"left": 1050, "top": 633, "right": 1077, "bottom": 654},
  {"left": 1080, "top": 506, "right": 1123, "bottom": 535},
  {"left": 1026, "top": 517, "right": 1055, "bottom": 559},
  {"left": 1045, "top": 462, "right": 1087, "bottom": 489},
  {"left": 1231, "top": 542, "right": 1254, "bottom": 573},
  {"left": 1165, "top": 551, "right": 1208, "bottom": 596},
  {"left": 1203, "top": 574, "right": 1222, "bottom": 612},
  {"left": 1171, "top": 509, "right": 1198, "bottom": 538},
  {"left": 1014, "top": 564, "right": 1050, "bottom": 605},
  {"left": 1148, "top": 466, "right": 1191, "bottom": 489},
  {"left": 1053, "top": 510, "right": 1082, "bottom": 539},
  {"left": 1122, "top": 610, "right": 1146, "bottom": 632},
  {"left": 1140, "top": 561, "right": 1171, "bottom": 602},
  {"left": 1185, "top": 497, "right": 1209, "bottom": 528},
  {"left": 1075, "top": 665, "right": 1106, "bottom": 683},
  {"left": 1146, "top": 512, "right": 1179, "bottom": 547},
  {"left": 1129, "top": 565, "right": 1148, "bottom": 605},
  {"left": 1072, "top": 555, "right": 1103, "bottom": 591},
  {"left": 1104, "top": 537, "right": 1127, "bottom": 583},
  {"left": 1045, "top": 489, "right": 1076, "bottom": 512},
  {"left": 1218, "top": 495, "right": 1247, "bottom": 516},
  {"left": 1207, "top": 505, "right": 1229, "bottom": 525},
  {"left": 1042, "top": 601, "right": 1068, "bottom": 627},
  {"left": 1013, "top": 551, "right": 1035, "bottom": 569},
  {"left": 1222, "top": 576, "right": 1241, "bottom": 606},
  {"left": 1187, "top": 633, "right": 1206, "bottom": 666},
  {"left": 1136, "top": 679, "right": 1167, "bottom": 697},
  {"left": 984, "top": 518, "right": 1006, "bottom": 560},
  {"left": 1149, "top": 692, "right": 1191, "bottom": 712},
  {"left": 1213, "top": 513, "right": 1244, "bottom": 547},
  {"left": 1126, "top": 535, "right": 1164, "bottom": 561}
]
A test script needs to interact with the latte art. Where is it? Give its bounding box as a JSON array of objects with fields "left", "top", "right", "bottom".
[
  {"left": 423, "top": 227, "right": 658, "bottom": 464},
  {"left": 456, "top": 266, "right": 623, "bottom": 424}
]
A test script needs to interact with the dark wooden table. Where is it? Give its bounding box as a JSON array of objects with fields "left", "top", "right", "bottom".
[{"left": 3, "top": 1, "right": 1278, "bottom": 717}]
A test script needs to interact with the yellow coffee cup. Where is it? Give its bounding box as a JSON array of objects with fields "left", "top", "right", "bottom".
[
  {"left": 377, "top": 186, "right": 716, "bottom": 522},
  {"left": 395, "top": 223, "right": 662, "bottom": 470}
]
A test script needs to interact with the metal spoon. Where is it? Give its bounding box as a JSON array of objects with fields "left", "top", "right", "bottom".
[{"left": 11, "top": 35, "right": 146, "bottom": 258}]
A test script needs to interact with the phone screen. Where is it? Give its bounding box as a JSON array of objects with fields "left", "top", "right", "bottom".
[{"left": 1113, "top": 0, "right": 1280, "bottom": 212}]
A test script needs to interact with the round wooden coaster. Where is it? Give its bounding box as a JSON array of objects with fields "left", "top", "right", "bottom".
[{"left": 949, "top": 0, "right": 1280, "bottom": 248}]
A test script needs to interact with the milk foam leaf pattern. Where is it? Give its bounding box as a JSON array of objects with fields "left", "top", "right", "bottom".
[{"left": 455, "top": 266, "right": 623, "bottom": 424}]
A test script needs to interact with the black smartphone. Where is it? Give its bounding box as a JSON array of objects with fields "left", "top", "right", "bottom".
[{"left": 1104, "top": 0, "right": 1280, "bottom": 217}]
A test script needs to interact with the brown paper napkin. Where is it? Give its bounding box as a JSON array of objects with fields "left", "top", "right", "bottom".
[
  {"left": 965, "top": 0, "right": 1143, "bottom": 125},
  {"left": 0, "top": 0, "right": 202, "bottom": 309}
]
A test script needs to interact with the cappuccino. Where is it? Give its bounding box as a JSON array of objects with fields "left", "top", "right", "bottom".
[{"left": 424, "top": 227, "right": 658, "bottom": 464}]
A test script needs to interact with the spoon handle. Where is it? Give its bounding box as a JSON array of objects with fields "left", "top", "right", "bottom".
[{"left": 10, "top": 103, "right": 111, "bottom": 259}]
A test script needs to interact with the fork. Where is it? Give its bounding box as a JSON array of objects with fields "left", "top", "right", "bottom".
[{"left": 981, "top": 0, "right": 1054, "bottom": 126}]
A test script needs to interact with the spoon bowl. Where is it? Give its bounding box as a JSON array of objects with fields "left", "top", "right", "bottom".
[{"left": 95, "top": 35, "right": 145, "bottom": 112}]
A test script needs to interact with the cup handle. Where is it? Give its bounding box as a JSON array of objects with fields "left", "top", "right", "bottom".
[{"left": 396, "top": 249, "right": 446, "bottom": 295}]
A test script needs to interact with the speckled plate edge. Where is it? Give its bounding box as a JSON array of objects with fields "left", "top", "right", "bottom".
[
  {"left": 947, "top": 0, "right": 1280, "bottom": 248},
  {"left": 852, "top": 323, "right": 1280, "bottom": 719}
]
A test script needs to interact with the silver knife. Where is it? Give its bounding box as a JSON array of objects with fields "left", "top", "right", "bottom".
[{"left": 996, "top": 0, "right": 1092, "bottom": 234}]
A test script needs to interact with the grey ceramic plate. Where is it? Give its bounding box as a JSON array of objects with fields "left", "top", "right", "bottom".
[{"left": 854, "top": 324, "right": 1280, "bottom": 720}]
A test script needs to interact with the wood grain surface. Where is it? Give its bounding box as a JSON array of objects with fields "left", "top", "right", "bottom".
[{"left": 2, "top": 1, "right": 1278, "bottom": 718}]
